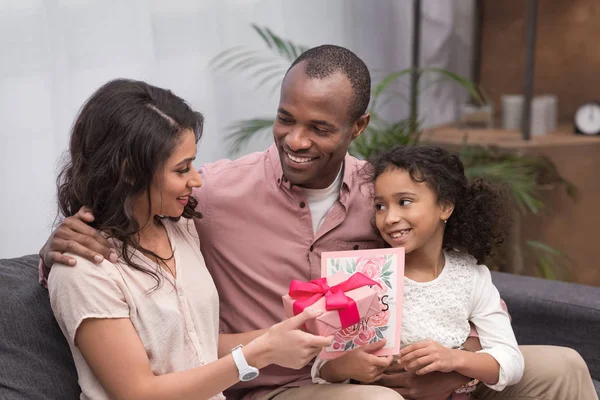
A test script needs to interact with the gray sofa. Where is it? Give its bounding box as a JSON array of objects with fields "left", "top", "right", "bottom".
[{"left": 1, "top": 254, "right": 599, "bottom": 399}]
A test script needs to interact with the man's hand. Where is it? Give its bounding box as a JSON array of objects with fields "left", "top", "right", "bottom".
[
  {"left": 39, "top": 206, "right": 117, "bottom": 268},
  {"left": 399, "top": 340, "right": 459, "bottom": 375},
  {"left": 375, "top": 369, "right": 469, "bottom": 400},
  {"left": 320, "top": 340, "right": 394, "bottom": 383},
  {"left": 462, "top": 335, "right": 482, "bottom": 352}
]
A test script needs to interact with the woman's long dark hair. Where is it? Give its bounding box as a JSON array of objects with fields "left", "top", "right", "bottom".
[
  {"left": 368, "top": 146, "right": 509, "bottom": 264},
  {"left": 57, "top": 78, "right": 203, "bottom": 288}
]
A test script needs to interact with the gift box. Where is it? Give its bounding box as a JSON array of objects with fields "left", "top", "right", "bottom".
[
  {"left": 319, "top": 247, "right": 405, "bottom": 359},
  {"left": 282, "top": 271, "right": 381, "bottom": 337}
]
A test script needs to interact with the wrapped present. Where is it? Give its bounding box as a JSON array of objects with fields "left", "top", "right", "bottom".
[
  {"left": 282, "top": 271, "right": 381, "bottom": 337},
  {"left": 319, "top": 247, "right": 405, "bottom": 359}
]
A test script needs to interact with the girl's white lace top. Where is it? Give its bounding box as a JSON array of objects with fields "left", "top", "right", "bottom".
[
  {"left": 312, "top": 250, "right": 524, "bottom": 391},
  {"left": 401, "top": 250, "right": 523, "bottom": 390}
]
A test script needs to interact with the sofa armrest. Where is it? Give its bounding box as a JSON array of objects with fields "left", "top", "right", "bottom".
[
  {"left": 0, "top": 254, "right": 80, "bottom": 399},
  {"left": 491, "top": 271, "right": 600, "bottom": 382}
]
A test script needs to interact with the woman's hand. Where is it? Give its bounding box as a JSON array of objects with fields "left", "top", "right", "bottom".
[{"left": 245, "top": 309, "right": 333, "bottom": 370}]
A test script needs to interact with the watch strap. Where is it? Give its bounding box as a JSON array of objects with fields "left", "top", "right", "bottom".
[{"left": 232, "top": 345, "right": 250, "bottom": 372}]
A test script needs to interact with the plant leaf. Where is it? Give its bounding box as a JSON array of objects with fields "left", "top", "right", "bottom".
[
  {"left": 209, "top": 46, "right": 252, "bottom": 68},
  {"left": 251, "top": 24, "right": 275, "bottom": 49},
  {"left": 265, "top": 27, "right": 293, "bottom": 60},
  {"left": 225, "top": 118, "right": 274, "bottom": 155},
  {"left": 255, "top": 69, "right": 287, "bottom": 91},
  {"left": 423, "top": 67, "right": 484, "bottom": 105},
  {"left": 210, "top": 48, "right": 263, "bottom": 70},
  {"left": 526, "top": 240, "right": 561, "bottom": 255},
  {"left": 227, "top": 56, "right": 284, "bottom": 77},
  {"left": 346, "top": 260, "right": 353, "bottom": 275},
  {"left": 536, "top": 256, "right": 557, "bottom": 280}
]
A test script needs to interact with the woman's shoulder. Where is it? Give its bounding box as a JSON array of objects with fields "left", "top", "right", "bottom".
[{"left": 48, "top": 254, "right": 123, "bottom": 290}]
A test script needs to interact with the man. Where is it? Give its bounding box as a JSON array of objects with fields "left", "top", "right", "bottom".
[{"left": 41, "top": 45, "right": 598, "bottom": 400}]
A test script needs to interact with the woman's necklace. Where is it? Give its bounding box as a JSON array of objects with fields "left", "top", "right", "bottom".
[{"left": 139, "top": 223, "right": 175, "bottom": 268}]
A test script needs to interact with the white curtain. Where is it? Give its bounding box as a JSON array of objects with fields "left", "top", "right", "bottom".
[{"left": 0, "top": 0, "right": 474, "bottom": 258}]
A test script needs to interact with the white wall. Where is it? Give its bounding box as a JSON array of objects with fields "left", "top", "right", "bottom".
[{"left": 0, "top": 0, "right": 474, "bottom": 258}]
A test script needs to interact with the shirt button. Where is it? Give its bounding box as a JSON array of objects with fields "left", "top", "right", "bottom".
[
  {"left": 178, "top": 289, "right": 184, "bottom": 296},
  {"left": 187, "top": 325, "right": 193, "bottom": 332},
  {"left": 299, "top": 202, "right": 306, "bottom": 208},
  {"left": 200, "top": 360, "right": 205, "bottom": 365}
]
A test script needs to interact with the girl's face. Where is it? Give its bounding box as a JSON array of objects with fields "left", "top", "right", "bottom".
[
  {"left": 374, "top": 168, "right": 453, "bottom": 254},
  {"left": 132, "top": 130, "right": 203, "bottom": 224}
]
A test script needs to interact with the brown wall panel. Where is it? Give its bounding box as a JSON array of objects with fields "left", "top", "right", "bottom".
[{"left": 479, "top": 0, "right": 600, "bottom": 122}]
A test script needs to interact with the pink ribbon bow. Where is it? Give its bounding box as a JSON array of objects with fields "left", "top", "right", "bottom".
[{"left": 288, "top": 272, "right": 381, "bottom": 330}]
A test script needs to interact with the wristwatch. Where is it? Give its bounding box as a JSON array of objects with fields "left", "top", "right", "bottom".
[{"left": 231, "top": 345, "right": 260, "bottom": 382}]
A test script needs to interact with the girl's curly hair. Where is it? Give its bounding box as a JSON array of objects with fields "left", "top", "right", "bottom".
[{"left": 368, "top": 146, "right": 510, "bottom": 264}]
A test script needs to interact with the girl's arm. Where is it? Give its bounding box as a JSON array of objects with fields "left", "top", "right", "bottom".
[
  {"left": 467, "top": 265, "right": 524, "bottom": 390},
  {"left": 312, "top": 340, "right": 394, "bottom": 384},
  {"left": 76, "top": 309, "right": 331, "bottom": 400},
  {"left": 452, "top": 350, "right": 500, "bottom": 384},
  {"left": 398, "top": 265, "right": 523, "bottom": 389},
  {"left": 399, "top": 340, "right": 501, "bottom": 385}
]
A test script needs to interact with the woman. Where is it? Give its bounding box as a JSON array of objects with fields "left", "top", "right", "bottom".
[{"left": 48, "top": 79, "right": 331, "bottom": 400}]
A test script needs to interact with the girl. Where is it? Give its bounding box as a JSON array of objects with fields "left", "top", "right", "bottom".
[
  {"left": 312, "top": 146, "right": 524, "bottom": 398},
  {"left": 48, "top": 79, "right": 332, "bottom": 400}
]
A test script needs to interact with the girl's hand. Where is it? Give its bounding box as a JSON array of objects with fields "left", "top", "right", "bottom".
[
  {"left": 321, "top": 339, "right": 394, "bottom": 383},
  {"left": 246, "top": 309, "right": 333, "bottom": 370},
  {"left": 398, "top": 340, "right": 459, "bottom": 375}
]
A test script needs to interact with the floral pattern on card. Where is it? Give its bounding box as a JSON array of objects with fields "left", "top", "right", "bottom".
[{"left": 322, "top": 249, "right": 403, "bottom": 357}]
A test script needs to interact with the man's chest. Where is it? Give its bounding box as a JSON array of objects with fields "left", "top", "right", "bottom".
[{"left": 199, "top": 195, "right": 384, "bottom": 303}]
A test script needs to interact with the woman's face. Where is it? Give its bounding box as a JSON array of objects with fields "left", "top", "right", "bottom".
[{"left": 132, "top": 130, "right": 202, "bottom": 223}]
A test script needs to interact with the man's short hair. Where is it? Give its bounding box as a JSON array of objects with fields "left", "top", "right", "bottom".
[{"left": 287, "top": 45, "right": 371, "bottom": 122}]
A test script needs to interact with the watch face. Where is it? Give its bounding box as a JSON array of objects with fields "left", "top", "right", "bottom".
[
  {"left": 575, "top": 103, "right": 600, "bottom": 135},
  {"left": 242, "top": 371, "right": 259, "bottom": 381}
]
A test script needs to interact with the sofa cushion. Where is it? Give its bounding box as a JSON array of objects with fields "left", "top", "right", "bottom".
[
  {"left": 491, "top": 271, "right": 600, "bottom": 384},
  {"left": 0, "top": 254, "right": 80, "bottom": 400}
]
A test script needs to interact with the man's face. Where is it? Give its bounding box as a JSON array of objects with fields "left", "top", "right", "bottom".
[{"left": 273, "top": 62, "right": 369, "bottom": 189}]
